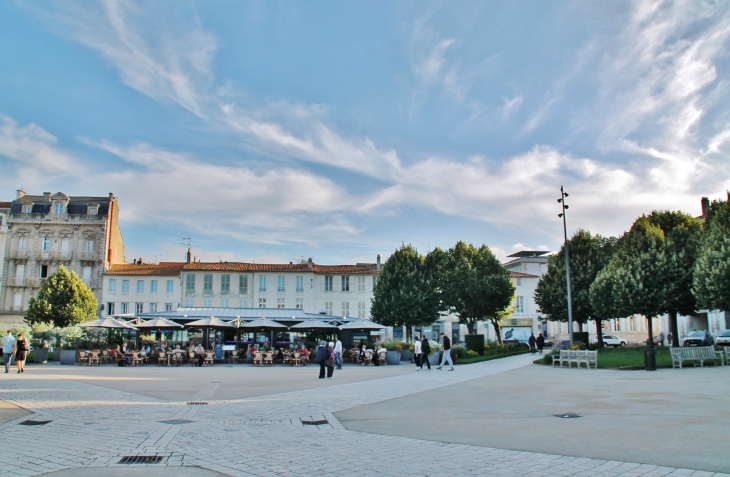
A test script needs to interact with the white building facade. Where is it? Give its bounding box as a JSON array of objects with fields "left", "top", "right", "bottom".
[{"left": 102, "top": 262, "right": 185, "bottom": 317}]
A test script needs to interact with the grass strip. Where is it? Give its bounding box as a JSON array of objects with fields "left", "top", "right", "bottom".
[{"left": 456, "top": 349, "right": 530, "bottom": 364}]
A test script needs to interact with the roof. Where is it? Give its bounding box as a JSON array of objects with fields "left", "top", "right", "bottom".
[
  {"left": 11, "top": 193, "right": 113, "bottom": 216},
  {"left": 106, "top": 263, "right": 185, "bottom": 276},
  {"left": 509, "top": 271, "right": 540, "bottom": 278},
  {"left": 507, "top": 250, "right": 549, "bottom": 257},
  {"left": 136, "top": 307, "right": 310, "bottom": 320},
  {"left": 182, "top": 262, "right": 380, "bottom": 275},
  {"left": 0, "top": 202, "right": 12, "bottom": 209}
]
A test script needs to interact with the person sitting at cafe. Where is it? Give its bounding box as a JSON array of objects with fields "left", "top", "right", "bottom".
[
  {"left": 157, "top": 343, "right": 167, "bottom": 353},
  {"left": 140, "top": 344, "right": 151, "bottom": 354},
  {"left": 300, "top": 346, "right": 309, "bottom": 365},
  {"left": 121, "top": 342, "right": 129, "bottom": 354},
  {"left": 113, "top": 345, "right": 131, "bottom": 366},
  {"left": 194, "top": 342, "right": 205, "bottom": 367}
]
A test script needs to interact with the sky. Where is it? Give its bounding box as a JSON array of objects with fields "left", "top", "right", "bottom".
[{"left": 1, "top": 0, "right": 729, "bottom": 265}]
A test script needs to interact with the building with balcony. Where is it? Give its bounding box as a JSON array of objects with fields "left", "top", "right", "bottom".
[
  {"left": 0, "top": 190, "right": 126, "bottom": 325},
  {"left": 0, "top": 202, "right": 10, "bottom": 306},
  {"left": 101, "top": 260, "right": 185, "bottom": 317}
]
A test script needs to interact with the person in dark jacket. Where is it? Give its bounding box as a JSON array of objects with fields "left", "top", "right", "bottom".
[
  {"left": 420, "top": 335, "right": 431, "bottom": 370},
  {"left": 528, "top": 333, "right": 537, "bottom": 354},
  {"left": 314, "top": 341, "right": 327, "bottom": 379},
  {"left": 437, "top": 333, "right": 454, "bottom": 371},
  {"left": 536, "top": 334, "right": 545, "bottom": 354},
  {"left": 325, "top": 341, "right": 335, "bottom": 379}
]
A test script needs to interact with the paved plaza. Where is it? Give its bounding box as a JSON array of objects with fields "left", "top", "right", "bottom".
[{"left": 0, "top": 355, "right": 728, "bottom": 476}]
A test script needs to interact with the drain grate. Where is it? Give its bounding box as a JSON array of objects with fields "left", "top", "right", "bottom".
[
  {"left": 19, "top": 420, "right": 52, "bottom": 426},
  {"left": 118, "top": 456, "right": 164, "bottom": 464},
  {"left": 555, "top": 413, "right": 581, "bottom": 419},
  {"left": 301, "top": 419, "right": 328, "bottom": 426},
  {"left": 187, "top": 401, "right": 208, "bottom": 405}
]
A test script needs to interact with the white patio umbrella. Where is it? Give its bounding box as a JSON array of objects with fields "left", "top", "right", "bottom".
[
  {"left": 185, "top": 316, "right": 234, "bottom": 328},
  {"left": 289, "top": 318, "right": 340, "bottom": 331},
  {"left": 238, "top": 317, "right": 288, "bottom": 331},
  {"left": 79, "top": 317, "right": 137, "bottom": 330},
  {"left": 339, "top": 319, "right": 386, "bottom": 331},
  {"left": 135, "top": 317, "right": 184, "bottom": 329}
]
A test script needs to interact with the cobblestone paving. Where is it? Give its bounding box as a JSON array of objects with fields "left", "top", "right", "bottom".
[{"left": 1, "top": 356, "right": 726, "bottom": 477}]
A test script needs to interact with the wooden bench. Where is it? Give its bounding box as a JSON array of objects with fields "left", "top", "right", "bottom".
[
  {"left": 552, "top": 350, "right": 597, "bottom": 369},
  {"left": 670, "top": 346, "right": 723, "bottom": 368}
]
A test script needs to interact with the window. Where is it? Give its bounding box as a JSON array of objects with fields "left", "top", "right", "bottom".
[
  {"left": 39, "top": 265, "right": 48, "bottom": 278},
  {"left": 239, "top": 297, "right": 248, "bottom": 307},
  {"left": 373, "top": 276, "right": 378, "bottom": 288},
  {"left": 136, "top": 280, "right": 144, "bottom": 293},
  {"left": 22, "top": 205, "right": 32, "bottom": 214},
  {"left": 221, "top": 297, "right": 229, "bottom": 308},
  {"left": 149, "top": 303, "right": 157, "bottom": 313},
  {"left": 341, "top": 302, "right": 350, "bottom": 317},
  {"left": 259, "top": 276, "right": 267, "bottom": 293},
  {"left": 325, "top": 276, "right": 333, "bottom": 292},
  {"left": 221, "top": 275, "right": 230, "bottom": 295},
  {"left": 325, "top": 301, "right": 333, "bottom": 315},
  {"left": 515, "top": 296, "right": 525, "bottom": 314},
  {"left": 277, "top": 298, "right": 285, "bottom": 308},
  {"left": 358, "top": 302, "right": 366, "bottom": 319},
  {"left": 15, "top": 264, "right": 25, "bottom": 283},
  {"left": 516, "top": 278, "right": 522, "bottom": 286},
  {"left": 42, "top": 237, "right": 51, "bottom": 252},
  {"left": 357, "top": 276, "right": 366, "bottom": 292},
  {"left": 629, "top": 317, "right": 635, "bottom": 332},
  {"left": 121, "top": 302, "right": 129, "bottom": 314},
  {"left": 87, "top": 205, "right": 98, "bottom": 215},
  {"left": 13, "top": 293, "right": 22, "bottom": 309},
  {"left": 109, "top": 279, "right": 117, "bottom": 293},
  {"left": 18, "top": 237, "right": 27, "bottom": 250},
  {"left": 186, "top": 274, "right": 195, "bottom": 294},
  {"left": 239, "top": 275, "right": 248, "bottom": 294},
  {"left": 107, "top": 302, "right": 115, "bottom": 315},
  {"left": 53, "top": 203, "right": 64, "bottom": 215},
  {"left": 150, "top": 280, "right": 158, "bottom": 293},
  {"left": 342, "top": 276, "right": 350, "bottom": 292},
  {"left": 122, "top": 280, "right": 129, "bottom": 293},
  {"left": 296, "top": 276, "right": 304, "bottom": 293},
  {"left": 203, "top": 274, "right": 213, "bottom": 294},
  {"left": 61, "top": 238, "right": 70, "bottom": 255},
  {"left": 166, "top": 280, "right": 173, "bottom": 293},
  {"left": 613, "top": 319, "right": 620, "bottom": 332},
  {"left": 84, "top": 239, "right": 94, "bottom": 252},
  {"left": 203, "top": 297, "right": 212, "bottom": 307},
  {"left": 258, "top": 298, "right": 267, "bottom": 308},
  {"left": 82, "top": 266, "right": 92, "bottom": 285},
  {"left": 558, "top": 322, "right": 563, "bottom": 334},
  {"left": 135, "top": 303, "right": 143, "bottom": 314},
  {"left": 165, "top": 303, "right": 173, "bottom": 311},
  {"left": 277, "top": 276, "right": 285, "bottom": 293},
  {"left": 295, "top": 298, "right": 303, "bottom": 309},
  {"left": 185, "top": 297, "right": 194, "bottom": 307}
]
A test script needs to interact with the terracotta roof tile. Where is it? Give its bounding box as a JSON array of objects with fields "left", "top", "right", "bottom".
[
  {"left": 106, "top": 263, "right": 185, "bottom": 276},
  {"left": 0, "top": 202, "right": 12, "bottom": 208},
  {"left": 182, "top": 262, "right": 380, "bottom": 275}
]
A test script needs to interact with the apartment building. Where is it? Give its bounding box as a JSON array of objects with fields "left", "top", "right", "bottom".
[
  {"left": 102, "top": 261, "right": 185, "bottom": 317},
  {"left": 0, "top": 202, "right": 10, "bottom": 307},
  {"left": 0, "top": 190, "right": 125, "bottom": 325}
]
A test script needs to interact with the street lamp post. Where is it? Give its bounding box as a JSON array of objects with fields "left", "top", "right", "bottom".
[{"left": 558, "top": 186, "right": 574, "bottom": 345}]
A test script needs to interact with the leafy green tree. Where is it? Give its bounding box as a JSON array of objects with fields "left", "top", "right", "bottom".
[
  {"left": 694, "top": 196, "right": 730, "bottom": 317},
  {"left": 25, "top": 265, "right": 98, "bottom": 328},
  {"left": 371, "top": 244, "right": 441, "bottom": 339},
  {"left": 441, "top": 241, "right": 515, "bottom": 337},
  {"left": 535, "top": 230, "right": 615, "bottom": 346}
]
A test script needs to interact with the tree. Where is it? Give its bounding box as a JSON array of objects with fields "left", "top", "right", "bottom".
[
  {"left": 534, "top": 230, "right": 615, "bottom": 346},
  {"left": 694, "top": 196, "right": 730, "bottom": 319},
  {"left": 25, "top": 265, "right": 98, "bottom": 328},
  {"left": 441, "top": 241, "right": 515, "bottom": 336},
  {"left": 371, "top": 244, "right": 441, "bottom": 339}
]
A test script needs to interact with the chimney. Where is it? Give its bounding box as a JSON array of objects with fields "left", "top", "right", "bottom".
[
  {"left": 43, "top": 192, "right": 51, "bottom": 201},
  {"left": 133, "top": 259, "right": 137, "bottom": 264},
  {"left": 377, "top": 254, "right": 381, "bottom": 271},
  {"left": 138, "top": 258, "right": 143, "bottom": 265},
  {"left": 109, "top": 192, "right": 114, "bottom": 199},
  {"left": 16, "top": 189, "right": 25, "bottom": 199},
  {"left": 701, "top": 197, "right": 710, "bottom": 217},
  {"left": 186, "top": 248, "right": 192, "bottom": 264},
  {"left": 308, "top": 257, "right": 313, "bottom": 270}
]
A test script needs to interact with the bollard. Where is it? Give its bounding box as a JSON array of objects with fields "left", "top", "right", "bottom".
[{"left": 644, "top": 347, "right": 656, "bottom": 371}]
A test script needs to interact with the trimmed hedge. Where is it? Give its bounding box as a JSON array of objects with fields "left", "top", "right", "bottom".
[
  {"left": 465, "top": 334, "right": 485, "bottom": 355},
  {"left": 573, "top": 332, "right": 589, "bottom": 347}
]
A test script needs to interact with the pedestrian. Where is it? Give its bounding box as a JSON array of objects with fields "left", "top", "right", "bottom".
[
  {"left": 14, "top": 332, "right": 29, "bottom": 374},
  {"left": 3, "top": 330, "right": 15, "bottom": 374},
  {"left": 413, "top": 335, "right": 422, "bottom": 370},
  {"left": 528, "top": 333, "right": 537, "bottom": 354},
  {"left": 536, "top": 334, "right": 545, "bottom": 354},
  {"left": 437, "top": 333, "right": 454, "bottom": 371},
  {"left": 334, "top": 337, "right": 343, "bottom": 370},
  {"left": 315, "top": 341, "right": 327, "bottom": 379},
  {"left": 326, "top": 341, "right": 336, "bottom": 379},
  {"left": 421, "top": 334, "right": 431, "bottom": 370}
]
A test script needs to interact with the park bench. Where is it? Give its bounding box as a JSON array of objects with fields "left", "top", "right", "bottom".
[
  {"left": 724, "top": 347, "right": 730, "bottom": 366},
  {"left": 670, "top": 346, "right": 723, "bottom": 368},
  {"left": 552, "top": 349, "right": 597, "bottom": 369}
]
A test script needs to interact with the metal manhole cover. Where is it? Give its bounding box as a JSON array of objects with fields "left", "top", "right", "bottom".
[
  {"left": 19, "top": 420, "right": 52, "bottom": 426},
  {"left": 187, "top": 401, "right": 208, "bottom": 405},
  {"left": 555, "top": 413, "right": 581, "bottom": 419},
  {"left": 301, "top": 419, "right": 328, "bottom": 426},
  {"left": 118, "top": 456, "right": 164, "bottom": 464},
  {"left": 159, "top": 419, "right": 195, "bottom": 425}
]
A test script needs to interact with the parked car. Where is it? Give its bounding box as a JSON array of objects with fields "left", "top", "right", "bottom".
[
  {"left": 715, "top": 330, "right": 730, "bottom": 346},
  {"left": 682, "top": 330, "right": 714, "bottom": 347},
  {"left": 590, "top": 335, "right": 627, "bottom": 348},
  {"left": 644, "top": 335, "right": 664, "bottom": 346}
]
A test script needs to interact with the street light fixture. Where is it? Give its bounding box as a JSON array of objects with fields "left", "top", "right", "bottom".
[{"left": 558, "top": 186, "right": 574, "bottom": 345}]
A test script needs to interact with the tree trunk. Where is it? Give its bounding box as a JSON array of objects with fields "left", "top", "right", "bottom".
[
  {"left": 647, "top": 316, "right": 654, "bottom": 349},
  {"left": 668, "top": 310, "right": 679, "bottom": 347},
  {"left": 491, "top": 320, "right": 502, "bottom": 345},
  {"left": 466, "top": 320, "right": 476, "bottom": 335},
  {"left": 595, "top": 319, "right": 604, "bottom": 348}
]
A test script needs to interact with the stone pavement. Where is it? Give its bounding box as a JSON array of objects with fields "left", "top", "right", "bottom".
[{"left": 0, "top": 355, "right": 726, "bottom": 477}]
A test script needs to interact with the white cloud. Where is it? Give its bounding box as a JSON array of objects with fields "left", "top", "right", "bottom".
[{"left": 502, "top": 95, "right": 523, "bottom": 119}]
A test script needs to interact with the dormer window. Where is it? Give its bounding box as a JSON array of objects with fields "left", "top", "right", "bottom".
[
  {"left": 53, "top": 203, "right": 64, "bottom": 215},
  {"left": 87, "top": 205, "right": 98, "bottom": 215},
  {"left": 22, "top": 204, "right": 32, "bottom": 214}
]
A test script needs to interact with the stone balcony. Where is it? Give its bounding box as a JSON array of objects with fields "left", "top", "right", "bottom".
[{"left": 10, "top": 213, "right": 105, "bottom": 223}]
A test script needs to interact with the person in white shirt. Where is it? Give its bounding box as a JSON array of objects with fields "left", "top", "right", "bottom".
[
  {"left": 414, "top": 335, "right": 422, "bottom": 370},
  {"left": 334, "top": 338, "right": 343, "bottom": 370},
  {"left": 3, "top": 330, "right": 16, "bottom": 373}
]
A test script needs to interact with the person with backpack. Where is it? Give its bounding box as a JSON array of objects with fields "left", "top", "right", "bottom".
[
  {"left": 13, "top": 332, "right": 29, "bottom": 374},
  {"left": 437, "top": 333, "right": 455, "bottom": 371},
  {"left": 420, "top": 335, "right": 432, "bottom": 370}
]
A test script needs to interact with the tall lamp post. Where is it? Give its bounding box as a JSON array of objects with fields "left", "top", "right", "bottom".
[{"left": 558, "top": 186, "right": 574, "bottom": 345}]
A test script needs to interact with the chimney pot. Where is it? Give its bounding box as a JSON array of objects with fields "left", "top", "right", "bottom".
[
  {"left": 186, "top": 248, "right": 192, "bottom": 264},
  {"left": 133, "top": 259, "right": 137, "bottom": 264},
  {"left": 701, "top": 197, "right": 710, "bottom": 217},
  {"left": 43, "top": 192, "right": 51, "bottom": 201},
  {"left": 16, "top": 189, "right": 25, "bottom": 199},
  {"left": 377, "top": 254, "right": 381, "bottom": 271},
  {"left": 138, "top": 258, "right": 143, "bottom": 265},
  {"left": 308, "top": 257, "right": 313, "bottom": 269}
]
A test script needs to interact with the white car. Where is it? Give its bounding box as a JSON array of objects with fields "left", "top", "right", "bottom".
[
  {"left": 715, "top": 330, "right": 730, "bottom": 346},
  {"left": 591, "top": 335, "right": 627, "bottom": 348}
]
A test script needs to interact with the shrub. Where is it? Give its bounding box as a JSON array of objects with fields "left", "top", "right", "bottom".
[
  {"left": 466, "top": 350, "right": 479, "bottom": 358},
  {"left": 465, "top": 334, "right": 485, "bottom": 355},
  {"left": 573, "top": 332, "right": 589, "bottom": 347},
  {"left": 382, "top": 340, "right": 403, "bottom": 352},
  {"left": 453, "top": 345, "right": 469, "bottom": 359}
]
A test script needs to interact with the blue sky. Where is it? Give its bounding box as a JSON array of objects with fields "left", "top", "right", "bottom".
[{"left": 1, "top": 1, "right": 729, "bottom": 265}]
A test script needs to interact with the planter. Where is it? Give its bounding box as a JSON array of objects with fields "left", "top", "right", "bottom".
[
  {"left": 34, "top": 348, "right": 49, "bottom": 364},
  {"left": 60, "top": 349, "right": 77, "bottom": 365},
  {"left": 386, "top": 350, "right": 401, "bottom": 365},
  {"left": 428, "top": 352, "right": 440, "bottom": 365},
  {"left": 401, "top": 349, "right": 412, "bottom": 362}
]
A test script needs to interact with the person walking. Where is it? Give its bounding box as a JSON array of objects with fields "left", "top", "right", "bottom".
[
  {"left": 3, "top": 330, "right": 15, "bottom": 374},
  {"left": 536, "top": 334, "right": 545, "bottom": 354},
  {"left": 13, "top": 332, "right": 29, "bottom": 374},
  {"left": 326, "top": 341, "right": 336, "bottom": 379},
  {"left": 315, "top": 341, "right": 327, "bottom": 379},
  {"left": 437, "top": 333, "right": 454, "bottom": 371},
  {"left": 421, "top": 335, "right": 431, "bottom": 370},
  {"left": 413, "top": 335, "right": 422, "bottom": 370},
  {"left": 334, "top": 337, "right": 343, "bottom": 370},
  {"left": 528, "top": 333, "right": 537, "bottom": 354}
]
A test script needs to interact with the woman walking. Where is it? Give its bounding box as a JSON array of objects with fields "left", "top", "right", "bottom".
[
  {"left": 14, "top": 332, "right": 29, "bottom": 374},
  {"left": 315, "top": 341, "right": 327, "bottom": 379},
  {"left": 325, "top": 341, "right": 336, "bottom": 379}
]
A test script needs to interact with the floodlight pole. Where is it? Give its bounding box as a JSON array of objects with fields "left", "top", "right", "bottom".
[{"left": 558, "top": 186, "right": 574, "bottom": 345}]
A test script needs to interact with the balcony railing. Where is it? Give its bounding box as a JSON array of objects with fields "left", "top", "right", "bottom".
[
  {"left": 36, "top": 250, "right": 53, "bottom": 260},
  {"left": 8, "top": 278, "right": 26, "bottom": 286},
  {"left": 10, "top": 249, "right": 29, "bottom": 259},
  {"left": 79, "top": 251, "right": 96, "bottom": 261},
  {"left": 27, "top": 278, "right": 45, "bottom": 287},
  {"left": 54, "top": 251, "right": 72, "bottom": 261},
  {"left": 10, "top": 213, "right": 104, "bottom": 222}
]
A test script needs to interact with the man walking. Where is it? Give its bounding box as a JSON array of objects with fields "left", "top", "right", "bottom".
[
  {"left": 3, "top": 330, "right": 15, "bottom": 374},
  {"left": 437, "top": 333, "right": 454, "bottom": 371},
  {"left": 528, "top": 333, "right": 537, "bottom": 354},
  {"left": 334, "top": 337, "right": 343, "bottom": 370},
  {"left": 536, "top": 333, "right": 545, "bottom": 354},
  {"left": 421, "top": 334, "right": 431, "bottom": 370},
  {"left": 315, "top": 341, "right": 327, "bottom": 379},
  {"left": 414, "top": 335, "right": 422, "bottom": 370}
]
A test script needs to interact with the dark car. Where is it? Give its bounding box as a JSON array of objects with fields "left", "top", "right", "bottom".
[{"left": 682, "top": 330, "right": 714, "bottom": 347}]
